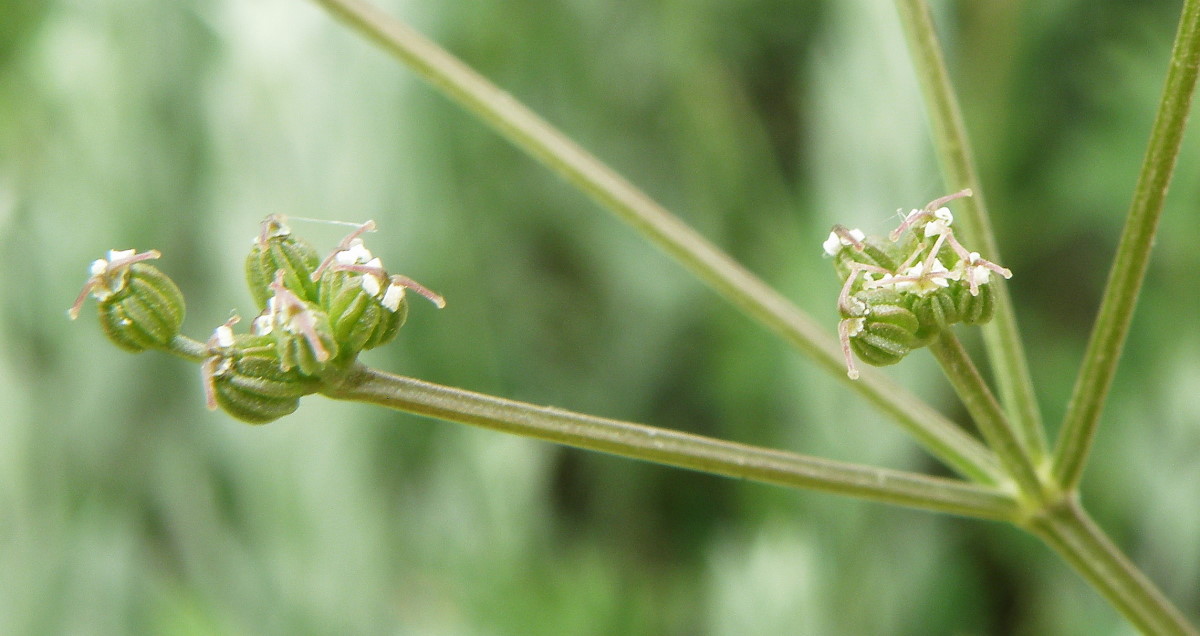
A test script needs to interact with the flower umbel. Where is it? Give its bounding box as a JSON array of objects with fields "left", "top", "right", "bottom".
[
  {"left": 824, "top": 190, "right": 1012, "bottom": 379},
  {"left": 71, "top": 217, "right": 446, "bottom": 423}
]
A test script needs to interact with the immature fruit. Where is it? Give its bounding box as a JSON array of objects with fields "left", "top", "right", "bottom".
[
  {"left": 850, "top": 303, "right": 921, "bottom": 368},
  {"left": 245, "top": 215, "right": 321, "bottom": 309},
  {"left": 321, "top": 269, "right": 407, "bottom": 353},
  {"left": 954, "top": 282, "right": 996, "bottom": 326},
  {"left": 70, "top": 249, "right": 184, "bottom": 353},
  {"left": 843, "top": 288, "right": 921, "bottom": 368},
  {"left": 908, "top": 289, "right": 959, "bottom": 345},
  {"left": 205, "top": 334, "right": 318, "bottom": 424}
]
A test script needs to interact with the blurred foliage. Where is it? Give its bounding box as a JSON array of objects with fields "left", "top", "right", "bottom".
[{"left": 2, "top": 0, "right": 1198, "bottom": 633}]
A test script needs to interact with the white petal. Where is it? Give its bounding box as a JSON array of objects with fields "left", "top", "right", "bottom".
[
  {"left": 361, "top": 273, "right": 383, "bottom": 297},
  {"left": 107, "top": 248, "right": 136, "bottom": 262},
  {"left": 252, "top": 314, "right": 273, "bottom": 335},
  {"left": 346, "top": 240, "right": 373, "bottom": 263},
  {"left": 822, "top": 232, "right": 842, "bottom": 256},
  {"left": 215, "top": 325, "right": 236, "bottom": 347},
  {"left": 381, "top": 283, "right": 406, "bottom": 312}
]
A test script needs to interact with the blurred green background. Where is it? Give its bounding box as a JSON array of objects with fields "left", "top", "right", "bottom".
[{"left": 3, "top": 0, "right": 1199, "bottom": 633}]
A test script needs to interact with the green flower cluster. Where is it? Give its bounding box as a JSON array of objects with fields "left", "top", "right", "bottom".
[
  {"left": 823, "top": 190, "right": 1011, "bottom": 379},
  {"left": 71, "top": 217, "right": 445, "bottom": 423}
]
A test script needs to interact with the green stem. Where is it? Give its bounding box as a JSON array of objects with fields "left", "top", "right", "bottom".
[
  {"left": 319, "top": 364, "right": 1018, "bottom": 520},
  {"left": 168, "top": 334, "right": 209, "bottom": 363},
  {"left": 928, "top": 332, "right": 1042, "bottom": 500},
  {"left": 1053, "top": 0, "right": 1200, "bottom": 490},
  {"left": 308, "top": 0, "right": 1005, "bottom": 485},
  {"left": 1027, "top": 495, "right": 1199, "bottom": 636},
  {"left": 894, "top": 0, "right": 1047, "bottom": 463}
]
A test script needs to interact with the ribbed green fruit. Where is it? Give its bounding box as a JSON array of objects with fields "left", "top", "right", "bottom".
[
  {"left": 245, "top": 215, "right": 322, "bottom": 309},
  {"left": 320, "top": 271, "right": 407, "bottom": 354},
  {"left": 97, "top": 263, "right": 185, "bottom": 352},
  {"left": 848, "top": 298, "right": 921, "bottom": 368},
  {"left": 208, "top": 344, "right": 318, "bottom": 424},
  {"left": 955, "top": 282, "right": 996, "bottom": 326}
]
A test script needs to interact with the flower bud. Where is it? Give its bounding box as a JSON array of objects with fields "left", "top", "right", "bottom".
[
  {"left": 69, "top": 249, "right": 185, "bottom": 352},
  {"left": 202, "top": 326, "right": 318, "bottom": 424},
  {"left": 245, "top": 215, "right": 321, "bottom": 309}
]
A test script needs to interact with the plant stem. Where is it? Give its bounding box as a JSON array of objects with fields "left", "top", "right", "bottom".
[
  {"left": 1027, "top": 495, "right": 1199, "bottom": 636},
  {"left": 894, "top": 0, "right": 1047, "bottom": 464},
  {"left": 308, "top": 0, "right": 1005, "bottom": 485},
  {"left": 319, "top": 364, "right": 1018, "bottom": 520},
  {"left": 168, "top": 334, "right": 209, "bottom": 363},
  {"left": 928, "top": 332, "right": 1042, "bottom": 500},
  {"left": 1053, "top": 0, "right": 1200, "bottom": 490}
]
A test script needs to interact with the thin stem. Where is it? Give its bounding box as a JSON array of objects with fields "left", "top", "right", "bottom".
[
  {"left": 320, "top": 364, "right": 1018, "bottom": 520},
  {"left": 894, "top": 0, "right": 1047, "bottom": 463},
  {"left": 1027, "top": 495, "right": 1198, "bottom": 636},
  {"left": 1053, "top": 0, "right": 1200, "bottom": 490},
  {"left": 168, "top": 334, "right": 209, "bottom": 363},
  {"left": 928, "top": 332, "right": 1042, "bottom": 500},
  {"left": 308, "top": 0, "right": 1005, "bottom": 485}
]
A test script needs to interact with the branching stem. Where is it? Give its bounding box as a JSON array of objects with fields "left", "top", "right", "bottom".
[
  {"left": 928, "top": 332, "right": 1042, "bottom": 499},
  {"left": 308, "top": 0, "right": 1004, "bottom": 485}
]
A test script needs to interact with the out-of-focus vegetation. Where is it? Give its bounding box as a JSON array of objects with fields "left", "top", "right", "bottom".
[{"left": 2, "top": 0, "right": 1198, "bottom": 633}]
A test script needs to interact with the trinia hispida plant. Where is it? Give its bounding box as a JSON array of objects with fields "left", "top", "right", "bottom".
[
  {"left": 69, "top": 216, "right": 445, "bottom": 423},
  {"left": 824, "top": 190, "right": 1012, "bottom": 379}
]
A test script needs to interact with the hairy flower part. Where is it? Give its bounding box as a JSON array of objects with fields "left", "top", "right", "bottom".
[
  {"left": 838, "top": 317, "right": 865, "bottom": 380},
  {"left": 310, "top": 220, "right": 378, "bottom": 283},
  {"left": 957, "top": 251, "right": 1013, "bottom": 296},
  {"left": 69, "top": 249, "right": 163, "bottom": 319},
  {"left": 873, "top": 259, "right": 953, "bottom": 296},
  {"left": 317, "top": 223, "right": 448, "bottom": 310},
  {"left": 823, "top": 226, "right": 865, "bottom": 257},
  {"left": 257, "top": 270, "right": 338, "bottom": 375},
  {"left": 825, "top": 190, "right": 1012, "bottom": 379},
  {"left": 202, "top": 315, "right": 245, "bottom": 410}
]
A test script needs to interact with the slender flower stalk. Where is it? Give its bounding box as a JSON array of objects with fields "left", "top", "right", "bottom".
[
  {"left": 927, "top": 333, "right": 1042, "bottom": 500},
  {"left": 1053, "top": 0, "right": 1200, "bottom": 490},
  {"left": 319, "top": 364, "right": 1018, "bottom": 520},
  {"left": 893, "top": 0, "right": 1047, "bottom": 463}
]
